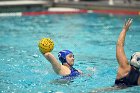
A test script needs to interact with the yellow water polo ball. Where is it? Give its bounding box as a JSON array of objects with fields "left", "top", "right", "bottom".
[{"left": 38, "top": 38, "right": 54, "bottom": 53}]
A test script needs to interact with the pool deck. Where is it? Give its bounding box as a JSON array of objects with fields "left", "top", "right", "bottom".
[
  {"left": 53, "top": 1, "right": 140, "bottom": 15},
  {"left": 0, "top": 1, "right": 51, "bottom": 13},
  {"left": 0, "top": 0, "right": 140, "bottom": 15},
  {"left": 54, "top": 1, "right": 140, "bottom": 10},
  {"left": 0, "top": 1, "right": 48, "bottom": 6}
]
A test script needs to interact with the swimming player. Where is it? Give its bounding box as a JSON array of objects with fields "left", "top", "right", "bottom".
[
  {"left": 114, "top": 18, "right": 140, "bottom": 88},
  {"left": 42, "top": 50, "right": 82, "bottom": 78},
  {"left": 91, "top": 18, "right": 140, "bottom": 93}
]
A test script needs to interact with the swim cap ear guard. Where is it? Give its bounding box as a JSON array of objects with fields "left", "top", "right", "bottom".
[
  {"left": 58, "top": 50, "right": 73, "bottom": 64},
  {"left": 130, "top": 52, "right": 140, "bottom": 69}
]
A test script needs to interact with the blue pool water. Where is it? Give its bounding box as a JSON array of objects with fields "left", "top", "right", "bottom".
[{"left": 0, "top": 13, "right": 140, "bottom": 93}]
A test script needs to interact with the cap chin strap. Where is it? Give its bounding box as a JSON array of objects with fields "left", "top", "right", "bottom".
[
  {"left": 63, "top": 61, "right": 72, "bottom": 67},
  {"left": 67, "top": 62, "right": 72, "bottom": 67},
  {"left": 130, "top": 58, "right": 140, "bottom": 69}
]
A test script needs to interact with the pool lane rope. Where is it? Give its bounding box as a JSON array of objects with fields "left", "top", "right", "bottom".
[{"left": 0, "top": 7, "right": 139, "bottom": 16}]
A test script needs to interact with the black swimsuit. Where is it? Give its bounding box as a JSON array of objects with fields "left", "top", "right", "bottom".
[{"left": 114, "top": 66, "right": 140, "bottom": 88}]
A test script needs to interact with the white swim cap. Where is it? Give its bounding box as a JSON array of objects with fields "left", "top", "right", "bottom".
[{"left": 130, "top": 52, "right": 140, "bottom": 69}]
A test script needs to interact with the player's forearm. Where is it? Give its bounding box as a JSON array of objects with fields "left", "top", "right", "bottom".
[{"left": 117, "top": 29, "right": 127, "bottom": 47}]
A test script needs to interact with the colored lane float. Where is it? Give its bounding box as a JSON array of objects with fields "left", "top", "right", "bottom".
[{"left": 0, "top": 8, "right": 139, "bottom": 16}]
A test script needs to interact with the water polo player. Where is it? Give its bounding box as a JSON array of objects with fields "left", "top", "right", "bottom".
[
  {"left": 90, "top": 18, "right": 140, "bottom": 93},
  {"left": 114, "top": 18, "right": 140, "bottom": 88},
  {"left": 38, "top": 38, "right": 82, "bottom": 78}
]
